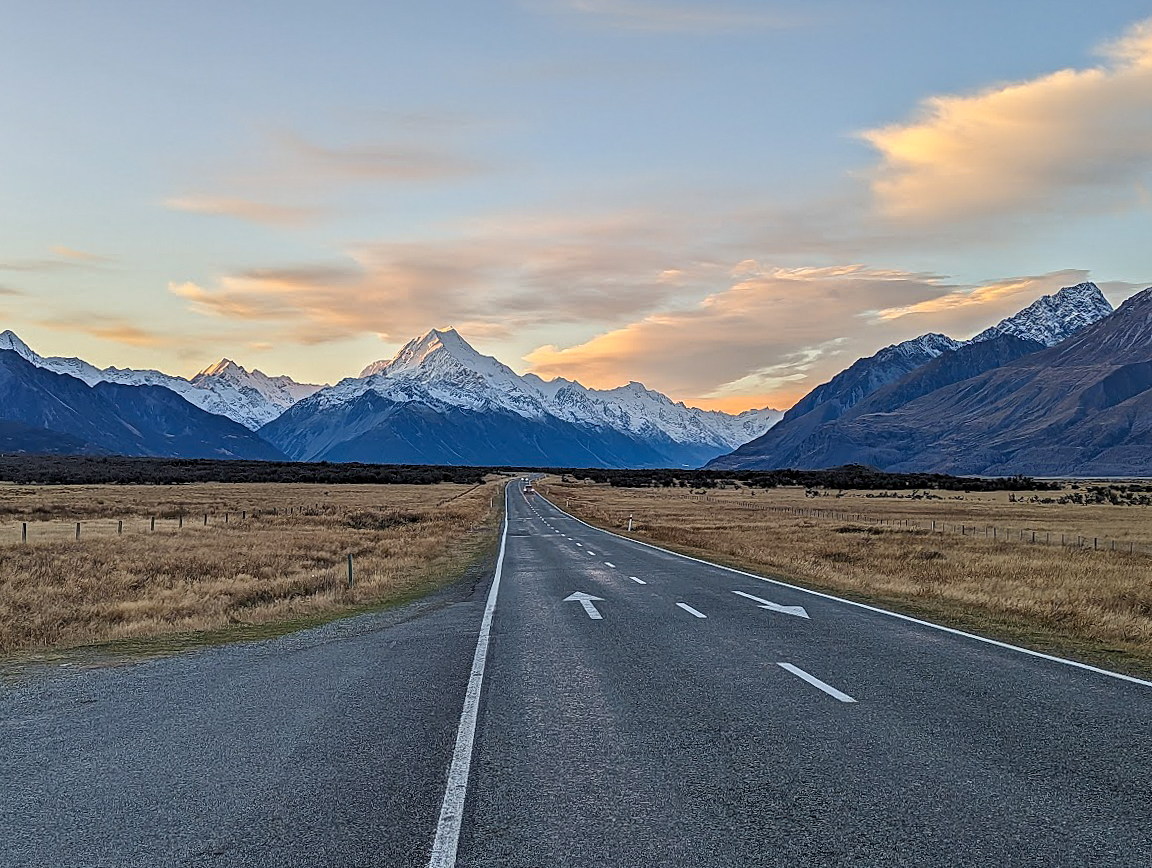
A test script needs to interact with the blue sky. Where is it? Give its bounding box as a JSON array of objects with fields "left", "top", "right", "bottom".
[{"left": 2, "top": 1, "right": 1151, "bottom": 409}]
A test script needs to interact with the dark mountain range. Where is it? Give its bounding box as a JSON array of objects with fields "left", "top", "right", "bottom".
[
  {"left": 0, "top": 349, "right": 287, "bottom": 460},
  {"left": 710, "top": 281, "right": 1115, "bottom": 470},
  {"left": 261, "top": 389, "right": 712, "bottom": 468},
  {"left": 740, "top": 286, "right": 1152, "bottom": 476}
]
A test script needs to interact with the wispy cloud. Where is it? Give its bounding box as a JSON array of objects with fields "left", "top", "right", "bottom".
[
  {"left": 169, "top": 210, "right": 714, "bottom": 343},
  {"left": 276, "top": 131, "right": 487, "bottom": 183},
  {"left": 539, "top": 0, "right": 812, "bottom": 33},
  {"left": 38, "top": 315, "right": 172, "bottom": 348},
  {"left": 51, "top": 245, "right": 114, "bottom": 264},
  {"left": 860, "top": 16, "right": 1152, "bottom": 223},
  {"left": 165, "top": 196, "right": 324, "bottom": 227},
  {"left": 0, "top": 246, "right": 113, "bottom": 272},
  {"left": 167, "top": 125, "right": 493, "bottom": 227}
]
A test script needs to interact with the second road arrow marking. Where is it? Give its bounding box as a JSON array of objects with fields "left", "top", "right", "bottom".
[{"left": 732, "top": 590, "right": 810, "bottom": 619}]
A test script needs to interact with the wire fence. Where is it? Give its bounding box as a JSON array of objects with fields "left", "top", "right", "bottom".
[
  {"left": 3, "top": 503, "right": 342, "bottom": 545},
  {"left": 678, "top": 495, "right": 1152, "bottom": 559}
]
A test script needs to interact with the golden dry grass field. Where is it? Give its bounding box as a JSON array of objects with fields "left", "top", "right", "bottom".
[
  {"left": 0, "top": 480, "right": 505, "bottom": 655},
  {"left": 540, "top": 479, "right": 1152, "bottom": 677}
]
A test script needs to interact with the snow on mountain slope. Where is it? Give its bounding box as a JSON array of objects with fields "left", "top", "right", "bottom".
[
  {"left": 970, "top": 282, "right": 1113, "bottom": 347},
  {"left": 312, "top": 328, "right": 781, "bottom": 452},
  {"left": 0, "top": 331, "right": 321, "bottom": 429}
]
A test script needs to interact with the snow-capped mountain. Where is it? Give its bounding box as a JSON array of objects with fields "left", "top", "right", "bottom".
[
  {"left": 304, "top": 328, "right": 780, "bottom": 453},
  {"left": 710, "top": 280, "right": 1118, "bottom": 470},
  {"left": 0, "top": 330, "right": 322, "bottom": 430},
  {"left": 970, "top": 282, "right": 1113, "bottom": 347}
]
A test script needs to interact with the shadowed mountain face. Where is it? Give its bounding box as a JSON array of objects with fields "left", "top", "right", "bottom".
[
  {"left": 721, "top": 287, "right": 1152, "bottom": 476},
  {"left": 0, "top": 350, "right": 288, "bottom": 460},
  {"left": 262, "top": 390, "right": 723, "bottom": 469},
  {"left": 708, "top": 333, "right": 959, "bottom": 470},
  {"left": 710, "top": 282, "right": 1116, "bottom": 472}
]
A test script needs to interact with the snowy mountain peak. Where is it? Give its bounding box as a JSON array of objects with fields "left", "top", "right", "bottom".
[
  {"left": 2, "top": 331, "right": 320, "bottom": 430},
  {"left": 198, "top": 358, "right": 242, "bottom": 378},
  {"left": 0, "top": 329, "right": 40, "bottom": 363},
  {"left": 303, "top": 327, "right": 783, "bottom": 456},
  {"left": 359, "top": 327, "right": 483, "bottom": 378},
  {"left": 972, "top": 281, "right": 1113, "bottom": 347}
]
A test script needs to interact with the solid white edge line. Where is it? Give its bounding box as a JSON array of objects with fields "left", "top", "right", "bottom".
[
  {"left": 427, "top": 483, "right": 510, "bottom": 868},
  {"left": 778, "top": 662, "right": 856, "bottom": 703},
  {"left": 677, "top": 602, "right": 707, "bottom": 619},
  {"left": 538, "top": 495, "right": 1152, "bottom": 689}
]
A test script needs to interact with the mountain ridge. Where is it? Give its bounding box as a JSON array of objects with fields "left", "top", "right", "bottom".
[
  {"left": 0, "top": 330, "right": 323, "bottom": 430},
  {"left": 709, "top": 281, "right": 1116, "bottom": 470}
]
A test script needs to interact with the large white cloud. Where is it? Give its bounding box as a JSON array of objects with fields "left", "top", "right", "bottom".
[{"left": 861, "top": 17, "right": 1152, "bottom": 222}]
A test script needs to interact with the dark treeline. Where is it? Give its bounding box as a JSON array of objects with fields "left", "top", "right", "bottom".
[
  {"left": 562, "top": 465, "right": 1060, "bottom": 492},
  {"left": 0, "top": 455, "right": 1058, "bottom": 491},
  {"left": 0, "top": 455, "right": 492, "bottom": 486}
]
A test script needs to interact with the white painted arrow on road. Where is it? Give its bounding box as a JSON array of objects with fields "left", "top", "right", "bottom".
[
  {"left": 564, "top": 591, "right": 604, "bottom": 620},
  {"left": 732, "top": 590, "right": 810, "bottom": 619}
]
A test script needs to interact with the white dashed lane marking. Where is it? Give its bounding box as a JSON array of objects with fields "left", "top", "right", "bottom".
[
  {"left": 676, "top": 602, "right": 707, "bottom": 619},
  {"left": 777, "top": 662, "right": 856, "bottom": 703}
]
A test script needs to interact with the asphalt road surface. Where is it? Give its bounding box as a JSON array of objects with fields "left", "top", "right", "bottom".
[{"left": 4, "top": 480, "right": 1151, "bottom": 867}]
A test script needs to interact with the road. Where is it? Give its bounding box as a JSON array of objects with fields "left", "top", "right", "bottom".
[{"left": 3, "top": 480, "right": 1151, "bottom": 866}]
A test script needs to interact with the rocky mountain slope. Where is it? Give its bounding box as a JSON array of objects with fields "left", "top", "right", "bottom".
[
  {"left": 709, "top": 282, "right": 1115, "bottom": 470},
  {"left": 0, "top": 331, "right": 321, "bottom": 429},
  {"left": 0, "top": 349, "right": 287, "bottom": 460}
]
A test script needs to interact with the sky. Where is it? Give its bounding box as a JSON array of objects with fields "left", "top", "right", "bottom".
[{"left": 2, "top": 1, "right": 1151, "bottom": 412}]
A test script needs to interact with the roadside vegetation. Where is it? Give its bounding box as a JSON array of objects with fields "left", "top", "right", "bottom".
[
  {"left": 541, "top": 478, "right": 1152, "bottom": 677},
  {"left": 0, "top": 480, "right": 504, "bottom": 655}
]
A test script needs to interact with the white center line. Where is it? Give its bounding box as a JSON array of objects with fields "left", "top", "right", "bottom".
[
  {"left": 676, "top": 602, "right": 707, "bottom": 619},
  {"left": 427, "top": 484, "right": 510, "bottom": 868},
  {"left": 604, "top": 561, "right": 616, "bottom": 568},
  {"left": 630, "top": 576, "right": 646, "bottom": 584},
  {"left": 777, "top": 662, "right": 856, "bottom": 703}
]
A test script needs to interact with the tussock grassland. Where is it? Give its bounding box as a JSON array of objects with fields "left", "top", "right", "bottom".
[
  {"left": 542, "top": 480, "right": 1152, "bottom": 675},
  {"left": 0, "top": 481, "right": 504, "bottom": 654}
]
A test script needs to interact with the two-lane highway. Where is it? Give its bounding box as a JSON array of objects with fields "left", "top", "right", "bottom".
[
  {"left": 446, "top": 481, "right": 1152, "bottom": 866},
  {"left": 3, "top": 478, "right": 1151, "bottom": 866}
]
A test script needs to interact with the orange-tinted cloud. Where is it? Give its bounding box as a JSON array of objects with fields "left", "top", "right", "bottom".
[
  {"left": 524, "top": 266, "right": 1112, "bottom": 410},
  {"left": 51, "top": 245, "right": 114, "bottom": 264},
  {"left": 525, "top": 265, "right": 961, "bottom": 406},
  {"left": 169, "top": 211, "right": 713, "bottom": 343},
  {"left": 38, "top": 315, "right": 171, "bottom": 348},
  {"left": 165, "top": 196, "right": 324, "bottom": 227},
  {"left": 860, "top": 17, "right": 1152, "bottom": 222}
]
